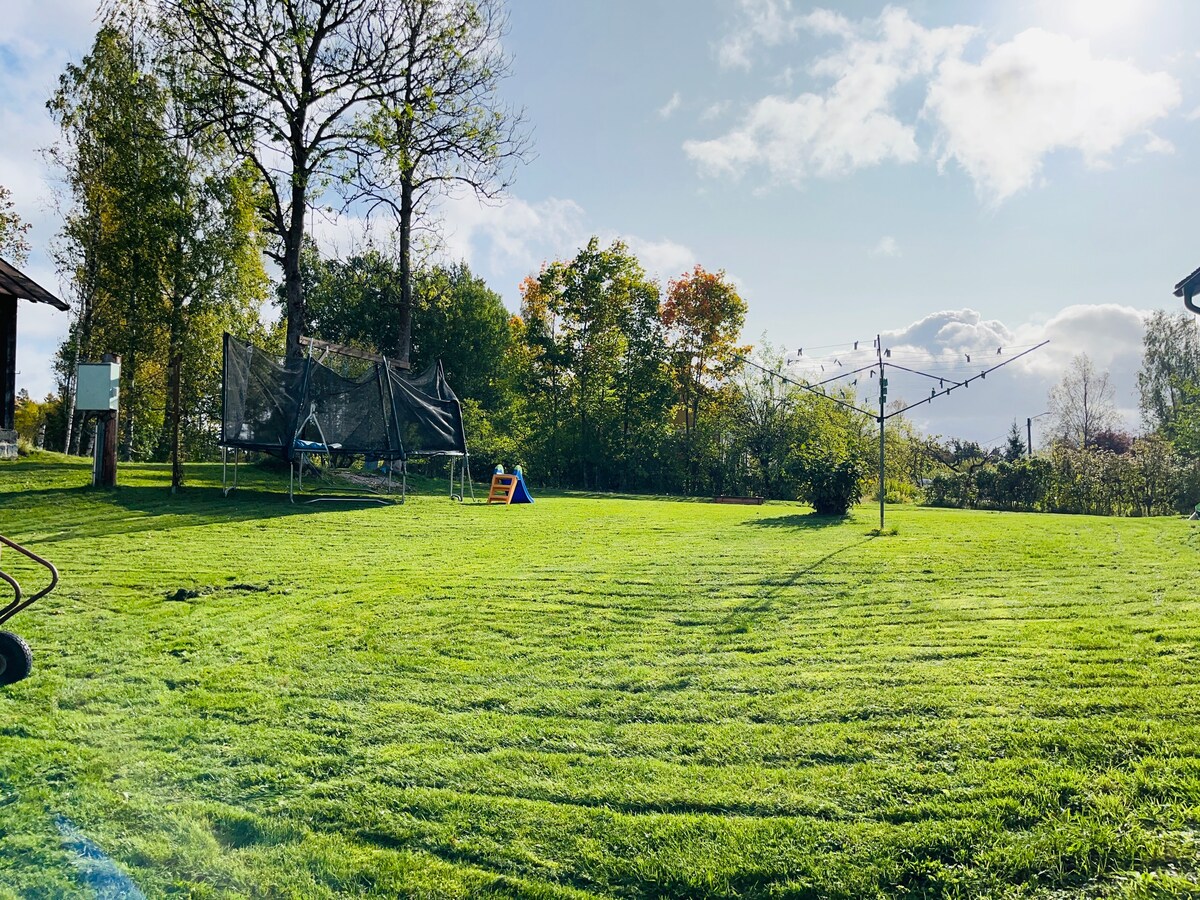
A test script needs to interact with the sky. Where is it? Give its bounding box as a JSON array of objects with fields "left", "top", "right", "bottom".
[{"left": 4, "top": 0, "right": 1199, "bottom": 447}]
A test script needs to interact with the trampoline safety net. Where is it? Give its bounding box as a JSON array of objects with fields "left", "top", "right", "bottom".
[{"left": 221, "top": 333, "right": 467, "bottom": 461}]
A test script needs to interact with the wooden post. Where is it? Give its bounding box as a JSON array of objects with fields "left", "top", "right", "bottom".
[
  {"left": 97, "top": 353, "right": 119, "bottom": 488},
  {"left": 0, "top": 296, "right": 16, "bottom": 435}
]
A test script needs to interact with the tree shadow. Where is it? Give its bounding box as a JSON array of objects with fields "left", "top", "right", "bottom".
[
  {"left": 5, "top": 485, "right": 344, "bottom": 544},
  {"left": 745, "top": 512, "right": 848, "bottom": 529},
  {"left": 0, "top": 457, "right": 412, "bottom": 544},
  {"left": 556, "top": 490, "right": 711, "bottom": 504}
]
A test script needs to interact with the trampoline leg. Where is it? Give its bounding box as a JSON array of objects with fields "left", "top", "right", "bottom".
[
  {"left": 402, "top": 460, "right": 408, "bottom": 504},
  {"left": 222, "top": 449, "right": 240, "bottom": 497}
]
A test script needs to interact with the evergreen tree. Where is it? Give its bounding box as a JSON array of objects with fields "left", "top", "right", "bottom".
[{"left": 1003, "top": 420, "right": 1026, "bottom": 461}]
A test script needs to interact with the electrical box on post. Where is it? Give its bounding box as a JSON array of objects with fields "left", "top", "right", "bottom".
[{"left": 76, "top": 362, "right": 120, "bottom": 412}]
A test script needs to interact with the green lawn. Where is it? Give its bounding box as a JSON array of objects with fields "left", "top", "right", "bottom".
[{"left": 1, "top": 453, "right": 1199, "bottom": 899}]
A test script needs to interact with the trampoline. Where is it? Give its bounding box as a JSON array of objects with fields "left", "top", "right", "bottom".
[{"left": 220, "top": 333, "right": 471, "bottom": 502}]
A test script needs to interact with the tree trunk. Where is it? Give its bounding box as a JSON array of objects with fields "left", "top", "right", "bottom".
[
  {"left": 66, "top": 386, "right": 80, "bottom": 455},
  {"left": 170, "top": 352, "right": 182, "bottom": 491},
  {"left": 283, "top": 168, "right": 308, "bottom": 361},
  {"left": 396, "top": 178, "right": 414, "bottom": 367},
  {"left": 120, "top": 353, "right": 135, "bottom": 460}
]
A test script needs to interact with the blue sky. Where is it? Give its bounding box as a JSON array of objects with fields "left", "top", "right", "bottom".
[{"left": 5, "top": 0, "right": 1199, "bottom": 444}]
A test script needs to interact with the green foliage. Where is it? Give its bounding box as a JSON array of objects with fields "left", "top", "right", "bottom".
[
  {"left": 3, "top": 456, "right": 1200, "bottom": 896},
  {"left": 1139, "top": 310, "right": 1200, "bottom": 433},
  {"left": 412, "top": 264, "right": 513, "bottom": 409},
  {"left": 304, "top": 250, "right": 514, "bottom": 409},
  {"left": 792, "top": 448, "right": 869, "bottom": 514},
  {"left": 516, "top": 237, "right": 674, "bottom": 490},
  {"left": 923, "top": 441, "right": 1199, "bottom": 516},
  {"left": 0, "top": 184, "right": 32, "bottom": 263},
  {"left": 1171, "top": 380, "right": 1200, "bottom": 458},
  {"left": 47, "top": 22, "right": 268, "bottom": 464}
]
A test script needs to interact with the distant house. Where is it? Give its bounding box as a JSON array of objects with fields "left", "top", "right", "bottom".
[
  {"left": 0, "top": 257, "right": 69, "bottom": 458},
  {"left": 1174, "top": 265, "right": 1200, "bottom": 315}
]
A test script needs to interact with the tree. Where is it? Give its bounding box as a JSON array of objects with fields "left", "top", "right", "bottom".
[
  {"left": 303, "top": 249, "right": 512, "bottom": 407},
  {"left": 158, "top": 0, "right": 408, "bottom": 361},
  {"left": 1138, "top": 310, "right": 1200, "bottom": 433},
  {"left": 1003, "top": 419, "right": 1026, "bottom": 461},
  {"left": 516, "top": 238, "right": 672, "bottom": 490},
  {"left": 360, "top": 0, "right": 527, "bottom": 364},
  {"left": 1048, "top": 354, "right": 1119, "bottom": 449},
  {"left": 49, "top": 18, "right": 269, "bottom": 470},
  {"left": 0, "top": 186, "right": 32, "bottom": 263},
  {"left": 778, "top": 364, "right": 872, "bottom": 513},
  {"left": 160, "top": 0, "right": 526, "bottom": 365},
  {"left": 49, "top": 23, "right": 181, "bottom": 458},
  {"left": 412, "top": 263, "right": 513, "bottom": 409},
  {"left": 661, "top": 265, "right": 747, "bottom": 491},
  {"left": 729, "top": 344, "right": 796, "bottom": 499}
]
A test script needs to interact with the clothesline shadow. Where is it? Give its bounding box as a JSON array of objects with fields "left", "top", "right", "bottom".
[{"left": 726, "top": 531, "right": 875, "bottom": 619}]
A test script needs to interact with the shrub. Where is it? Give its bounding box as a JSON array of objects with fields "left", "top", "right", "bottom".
[{"left": 794, "top": 451, "right": 868, "bottom": 516}]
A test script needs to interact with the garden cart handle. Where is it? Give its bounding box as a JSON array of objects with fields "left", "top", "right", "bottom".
[{"left": 0, "top": 536, "right": 59, "bottom": 627}]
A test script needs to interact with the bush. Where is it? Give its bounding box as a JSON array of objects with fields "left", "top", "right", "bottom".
[
  {"left": 878, "top": 477, "right": 918, "bottom": 504},
  {"left": 795, "top": 451, "right": 868, "bottom": 516}
]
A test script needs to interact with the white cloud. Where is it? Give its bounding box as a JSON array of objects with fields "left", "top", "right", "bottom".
[
  {"left": 925, "top": 29, "right": 1181, "bottom": 204},
  {"left": 784, "top": 305, "right": 1150, "bottom": 442},
  {"left": 871, "top": 236, "right": 901, "bottom": 258},
  {"left": 432, "top": 192, "right": 702, "bottom": 302},
  {"left": 694, "top": 10, "right": 1181, "bottom": 204},
  {"left": 685, "top": 8, "right": 975, "bottom": 185},
  {"left": 657, "top": 91, "right": 682, "bottom": 119},
  {"left": 435, "top": 193, "right": 587, "bottom": 278},
  {"left": 619, "top": 236, "right": 697, "bottom": 281},
  {"left": 1142, "top": 133, "right": 1176, "bottom": 156},
  {"left": 716, "top": 0, "right": 799, "bottom": 70}
]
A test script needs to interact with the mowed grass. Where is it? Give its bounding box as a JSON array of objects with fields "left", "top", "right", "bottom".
[{"left": 1, "top": 454, "right": 1199, "bottom": 899}]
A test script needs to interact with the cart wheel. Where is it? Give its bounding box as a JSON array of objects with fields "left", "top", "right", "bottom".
[{"left": 0, "top": 631, "right": 33, "bottom": 685}]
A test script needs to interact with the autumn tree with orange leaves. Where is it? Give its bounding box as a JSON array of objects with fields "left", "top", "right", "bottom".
[{"left": 661, "top": 266, "right": 748, "bottom": 489}]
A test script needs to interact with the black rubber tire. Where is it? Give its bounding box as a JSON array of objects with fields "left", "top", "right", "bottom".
[{"left": 0, "top": 631, "right": 33, "bottom": 686}]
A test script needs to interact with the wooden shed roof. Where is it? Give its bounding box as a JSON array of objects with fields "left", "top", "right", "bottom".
[{"left": 0, "top": 257, "right": 68, "bottom": 310}]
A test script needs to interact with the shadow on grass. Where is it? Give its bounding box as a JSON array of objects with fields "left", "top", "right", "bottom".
[
  {"left": 728, "top": 536, "right": 873, "bottom": 617},
  {"left": 556, "top": 490, "right": 712, "bottom": 504},
  {"left": 1, "top": 464, "right": 412, "bottom": 544},
  {"left": 18, "top": 487, "right": 331, "bottom": 544},
  {"left": 745, "top": 512, "right": 847, "bottom": 529}
]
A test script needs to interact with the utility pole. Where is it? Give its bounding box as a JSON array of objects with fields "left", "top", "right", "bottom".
[{"left": 1026, "top": 411, "right": 1049, "bottom": 458}]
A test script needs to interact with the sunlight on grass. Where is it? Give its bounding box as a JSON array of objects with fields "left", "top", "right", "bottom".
[{"left": 0, "top": 453, "right": 1198, "bottom": 897}]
